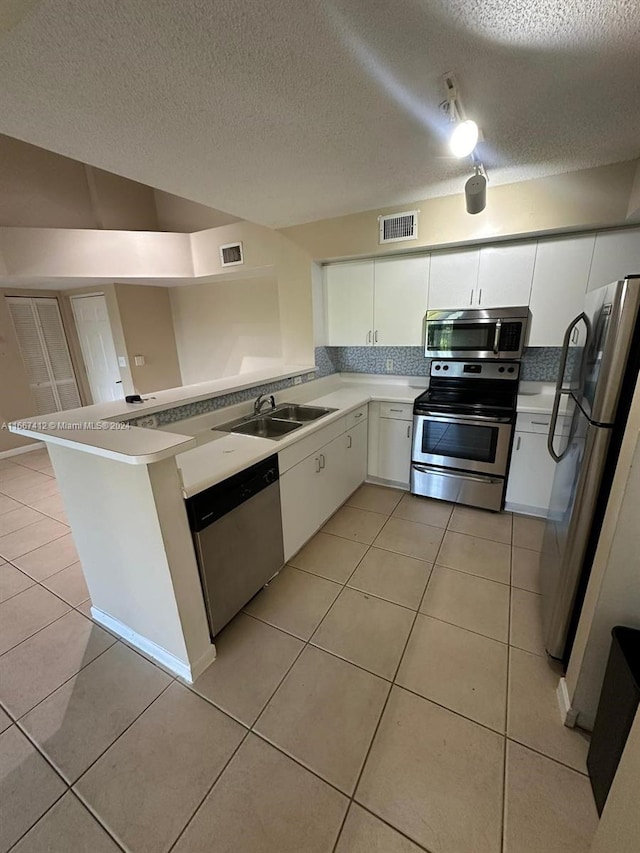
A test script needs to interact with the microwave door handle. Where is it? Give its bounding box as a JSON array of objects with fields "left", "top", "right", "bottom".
[{"left": 493, "top": 319, "right": 502, "bottom": 354}]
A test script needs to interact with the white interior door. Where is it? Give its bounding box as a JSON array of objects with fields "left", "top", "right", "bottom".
[
  {"left": 71, "top": 294, "right": 123, "bottom": 403},
  {"left": 7, "top": 296, "right": 82, "bottom": 414}
]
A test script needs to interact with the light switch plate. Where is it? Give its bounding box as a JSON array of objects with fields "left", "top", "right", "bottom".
[
  {"left": 118, "top": 356, "right": 127, "bottom": 368},
  {"left": 293, "top": 376, "right": 302, "bottom": 385}
]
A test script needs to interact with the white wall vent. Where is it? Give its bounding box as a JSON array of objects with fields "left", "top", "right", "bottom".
[
  {"left": 378, "top": 211, "right": 418, "bottom": 244},
  {"left": 219, "top": 241, "right": 244, "bottom": 267}
]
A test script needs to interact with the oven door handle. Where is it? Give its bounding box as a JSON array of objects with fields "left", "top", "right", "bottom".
[
  {"left": 492, "top": 319, "right": 502, "bottom": 354},
  {"left": 416, "top": 411, "right": 512, "bottom": 424},
  {"left": 411, "top": 463, "right": 503, "bottom": 485}
]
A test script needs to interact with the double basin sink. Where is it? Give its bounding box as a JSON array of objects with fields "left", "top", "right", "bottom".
[{"left": 216, "top": 403, "right": 337, "bottom": 440}]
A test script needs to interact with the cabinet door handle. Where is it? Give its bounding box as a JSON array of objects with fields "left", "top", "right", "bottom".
[
  {"left": 319, "top": 453, "right": 326, "bottom": 469},
  {"left": 390, "top": 408, "right": 403, "bottom": 412},
  {"left": 354, "top": 412, "right": 363, "bottom": 419},
  {"left": 315, "top": 457, "right": 321, "bottom": 473},
  {"left": 374, "top": 330, "right": 379, "bottom": 343},
  {"left": 531, "top": 420, "right": 550, "bottom": 426},
  {"left": 367, "top": 330, "right": 372, "bottom": 344},
  {"left": 407, "top": 424, "right": 411, "bottom": 438},
  {"left": 478, "top": 288, "right": 483, "bottom": 305},
  {"left": 516, "top": 436, "right": 521, "bottom": 451},
  {"left": 347, "top": 435, "right": 352, "bottom": 449},
  {"left": 470, "top": 289, "right": 474, "bottom": 305}
]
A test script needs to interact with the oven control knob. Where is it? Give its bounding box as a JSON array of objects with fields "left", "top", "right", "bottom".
[
  {"left": 443, "top": 364, "right": 449, "bottom": 371},
  {"left": 507, "top": 367, "right": 515, "bottom": 373},
  {"left": 498, "top": 366, "right": 505, "bottom": 373},
  {"left": 435, "top": 364, "right": 441, "bottom": 370},
  {"left": 264, "top": 469, "right": 277, "bottom": 484}
]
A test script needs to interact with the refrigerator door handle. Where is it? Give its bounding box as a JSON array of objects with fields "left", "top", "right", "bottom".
[
  {"left": 547, "top": 389, "right": 572, "bottom": 462},
  {"left": 547, "top": 312, "right": 590, "bottom": 463},
  {"left": 555, "top": 312, "right": 590, "bottom": 395}
]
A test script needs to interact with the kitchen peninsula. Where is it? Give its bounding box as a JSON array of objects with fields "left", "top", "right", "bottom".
[{"left": 10, "top": 350, "right": 568, "bottom": 681}]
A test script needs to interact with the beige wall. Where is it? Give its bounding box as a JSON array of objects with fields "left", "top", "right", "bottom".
[
  {"left": 590, "top": 708, "right": 640, "bottom": 853},
  {"left": 113, "top": 284, "right": 182, "bottom": 393},
  {"left": 190, "top": 220, "right": 315, "bottom": 367},
  {"left": 281, "top": 160, "right": 640, "bottom": 261},
  {"left": 0, "top": 134, "right": 158, "bottom": 231},
  {"left": 87, "top": 168, "right": 158, "bottom": 231},
  {"left": 169, "top": 274, "right": 282, "bottom": 385},
  {"left": 154, "top": 190, "right": 239, "bottom": 233}
]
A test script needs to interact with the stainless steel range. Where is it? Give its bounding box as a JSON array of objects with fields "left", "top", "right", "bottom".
[{"left": 411, "top": 360, "right": 520, "bottom": 511}]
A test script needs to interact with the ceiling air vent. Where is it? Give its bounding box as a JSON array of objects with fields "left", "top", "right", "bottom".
[
  {"left": 219, "top": 241, "right": 244, "bottom": 267},
  {"left": 378, "top": 210, "right": 418, "bottom": 244}
]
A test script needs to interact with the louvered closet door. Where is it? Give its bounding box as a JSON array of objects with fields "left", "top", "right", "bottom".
[{"left": 7, "top": 296, "right": 81, "bottom": 415}]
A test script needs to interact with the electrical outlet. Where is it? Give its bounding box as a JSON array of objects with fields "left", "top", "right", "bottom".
[
  {"left": 137, "top": 415, "right": 157, "bottom": 429},
  {"left": 293, "top": 376, "right": 302, "bottom": 385},
  {"left": 306, "top": 372, "right": 315, "bottom": 382},
  {"left": 386, "top": 359, "right": 394, "bottom": 372}
]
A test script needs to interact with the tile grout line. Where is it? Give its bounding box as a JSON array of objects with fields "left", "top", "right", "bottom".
[
  {"left": 500, "top": 518, "right": 514, "bottom": 853},
  {"left": 328, "top": 525, "right": 447, "bottom": 853}
]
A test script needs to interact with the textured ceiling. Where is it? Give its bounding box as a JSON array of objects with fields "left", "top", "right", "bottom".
[{"left": 0, "top": 0, "right": 639, "bottom": 227}]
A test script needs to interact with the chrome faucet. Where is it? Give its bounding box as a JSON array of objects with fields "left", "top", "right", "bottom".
[{"left": 254, "top": 393, "right": 276, "bottom": 416}]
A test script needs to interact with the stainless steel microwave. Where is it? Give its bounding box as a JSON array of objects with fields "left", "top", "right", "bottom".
[{"left": 424, "top": 306, "right": 529, "bottom": 359}]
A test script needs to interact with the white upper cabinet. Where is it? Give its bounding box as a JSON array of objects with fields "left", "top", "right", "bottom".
[
  {"left": 373, "top": 255, "right": 430, "bottom": 346},
  {"left": 428, "top": 248, "right": 480, "bottom": 310},
  {"left": 527, "top": 234, "right": 595, "bottom": 347},
  {"left": 587, "top": 228, "right": 640, "bottom": 291},
  {"left": 476, "top": 242, "right": 537, "bottom": 308},
  {"left": 324, "top": 260, "right": 374, "bottom": 346}
]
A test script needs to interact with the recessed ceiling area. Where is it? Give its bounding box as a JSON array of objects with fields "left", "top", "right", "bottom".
[{"left": 0, "top": 0, "right": 639, "bottom": 227}]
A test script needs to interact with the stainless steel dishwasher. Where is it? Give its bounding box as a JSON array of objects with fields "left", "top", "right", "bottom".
[{"left": 185, "top": 455, "right": 284, "bottom": 637}]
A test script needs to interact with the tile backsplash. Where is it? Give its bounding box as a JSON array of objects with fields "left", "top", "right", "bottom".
[
  {"left": 318, "top": 345, "right": 562, "bottom": 382},
  {"left": 127, "top": 346, "right": 562, "bottom": 427}
]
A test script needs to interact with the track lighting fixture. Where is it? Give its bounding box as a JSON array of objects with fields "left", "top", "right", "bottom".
[
  {"left": 441, "top": 73, "right": 487, "bottom": 214},
  {"left": 442, "top": 73, "right": 479, "bottom": 158}
]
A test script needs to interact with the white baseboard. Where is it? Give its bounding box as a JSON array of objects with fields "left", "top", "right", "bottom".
[
  {"left": 557, "top": 676, "right": 579, "bottom": 728},
  {"left": 0, "top": 442, "right": 45, "bottom": 459},
  {"left": 90, "top": 607, "right": 216, "bottom": 682},
  {"left": 504, "top": 501, "right": 548, "bottom": 518},
  {"left": 366, "top": 475, "right": 410, "bottom": 491}
]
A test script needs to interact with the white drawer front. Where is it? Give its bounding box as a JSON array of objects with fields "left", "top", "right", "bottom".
[
  {"left": 379, "top": 401, "right": 413, "bottom": 421},
  {"left": 516, "top": 412, "right": 571, "bottom": 435},
  {"left": 345, "top": 405, "right": 368, "bottom": 429}
]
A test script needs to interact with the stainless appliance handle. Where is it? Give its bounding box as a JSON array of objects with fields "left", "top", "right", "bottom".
[
  {"left": 411, "top": 463, "right": 502, "bottom": 485},
  {"left": 547, "top": 311, "right": 590, "bottom": 462},
  {"left": 492, "top": 319, "right": 502, "bottom": 354},
  {"left": 417, "top": 411, "right": 512, "bottom": 424}
]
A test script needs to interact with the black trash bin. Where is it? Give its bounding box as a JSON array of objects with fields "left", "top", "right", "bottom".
[{"left": 587, "top": 625, "right": 640, "bottom": 815}]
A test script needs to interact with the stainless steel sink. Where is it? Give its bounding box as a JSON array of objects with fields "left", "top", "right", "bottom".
[
  {"left": 215, "top": 402, "right": 337, "bottom": 440},
  {"left": 269, "top": 404, "right": 337, "bottom": 422},
  {"left": 230, "top": 418, "right": 302, "bottom": 439}
]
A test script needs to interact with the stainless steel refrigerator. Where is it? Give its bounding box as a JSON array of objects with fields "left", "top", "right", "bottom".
[{"left": 541, "top": 275, "right": 640, "bottom": 663}]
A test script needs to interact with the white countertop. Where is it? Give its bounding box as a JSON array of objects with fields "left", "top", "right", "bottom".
[
  {"left": 177, "top": 384, "right": 394, "bottom": 497},
  {"left": 10, "top": 370, "right": 562, "bottom": 471},
  {"left": 8, "top": 363, "right": 314, "bottom": 464}
]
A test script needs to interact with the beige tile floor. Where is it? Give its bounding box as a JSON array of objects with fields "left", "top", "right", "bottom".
[{"left": 0, "top": 462, "right": 599, "bottom": 853}]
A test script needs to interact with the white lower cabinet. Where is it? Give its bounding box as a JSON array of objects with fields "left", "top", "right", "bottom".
[
  {"left": 506, "top": 430, "right": 557, "bottom": 517},
  {"left": 377, "top": 417, "right": 413, "bottom": 486},
  {"left": 345, "top": 420, "right": 368, "bottom": 496},
  {"left": 280, "top": 411, "right": 368, "bottom": 561},
  {"left": 280, "top": 451, "right": 323, "bottom": 561}
]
